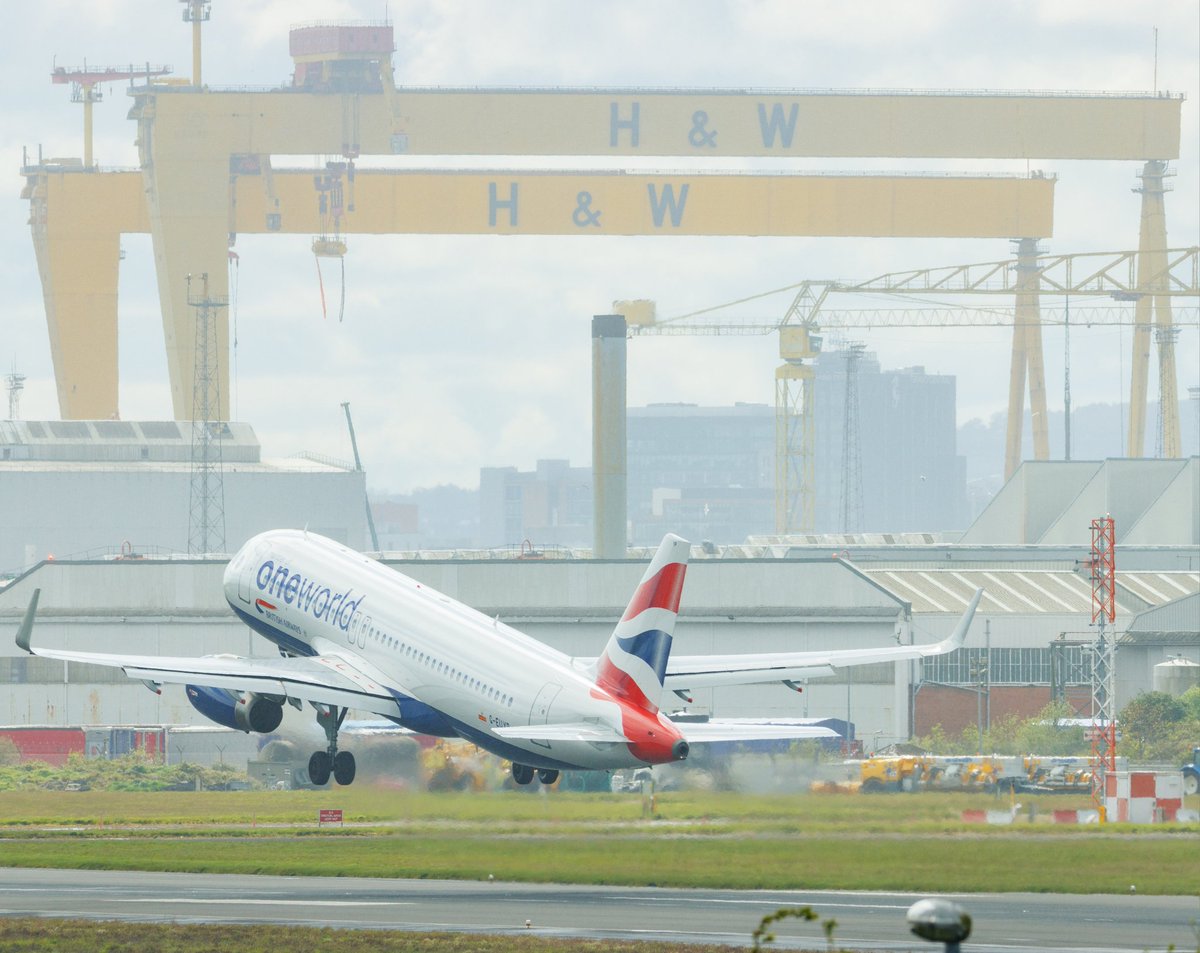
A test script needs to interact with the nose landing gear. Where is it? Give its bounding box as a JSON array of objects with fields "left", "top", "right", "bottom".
[{"left": 308, "top": 705, "right": 356, "bottom": 786}]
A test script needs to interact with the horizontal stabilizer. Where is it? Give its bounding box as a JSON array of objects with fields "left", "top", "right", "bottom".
[
  {"left": 493, "top": 723, "right": 627, "bottom": 744},
  {"left": 662, "top": 587, "right": 985, "bottom": 692},
  {"left": 663, "top": 662, "right": 837, "bottom": 689},
  {"left": 677, "top": 721, "right": 839, "bottom": 744}
]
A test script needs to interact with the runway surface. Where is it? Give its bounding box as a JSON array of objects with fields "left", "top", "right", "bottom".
[{"left": 1, "top": 867, "right": 1196, "bottom": 951}]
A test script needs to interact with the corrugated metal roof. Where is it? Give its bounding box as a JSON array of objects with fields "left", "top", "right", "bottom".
[
  {"left": 1125, "top": 592, "right": 1200, "bottom": 637},
  {"left": 0, "top": 457, "right": 352, "bottom": 475},
  {"left": 860, "top": 567, "right": 1200, "bottom": 614}
]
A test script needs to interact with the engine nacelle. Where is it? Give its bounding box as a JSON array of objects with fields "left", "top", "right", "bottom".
[{"left": 186, "top": 685, "right": 284, "bottom": 734}]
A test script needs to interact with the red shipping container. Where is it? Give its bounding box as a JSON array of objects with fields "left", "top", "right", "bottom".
[{"left": 0, "top": 728, "right": 85, "bottom": 766}]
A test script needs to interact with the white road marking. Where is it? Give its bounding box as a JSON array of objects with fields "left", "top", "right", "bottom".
[
  {"left": 112, "top": 898, "right": 410, "bottom": 907},
  {"left": 611, "top": 895, "right": 908, "bottom": 910}
]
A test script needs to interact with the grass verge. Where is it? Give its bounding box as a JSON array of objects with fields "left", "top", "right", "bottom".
[
  {"left": 2, "top": 789, "right": 1198, "bottom": 896},
  {"left": 0, "top": 919, "right": 746, "bottom": 953},
  {"left": 2, "top": 831, "right": 1198, "bottom": 894}
]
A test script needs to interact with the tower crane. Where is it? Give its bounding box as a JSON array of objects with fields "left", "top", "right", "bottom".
[
  {"left": 630, "top": 245, "right": 1200, "bottom": 533},
  {"left": 799, "top": 245, "right": 1199, "bottom": 484},
  {"left": 51, "top": 64, "right": 171, "bottom": 168}
]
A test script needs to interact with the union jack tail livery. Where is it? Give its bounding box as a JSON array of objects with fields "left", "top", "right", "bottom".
[{"left": 594, "top": 533, "right": 689, "bottom": 714}]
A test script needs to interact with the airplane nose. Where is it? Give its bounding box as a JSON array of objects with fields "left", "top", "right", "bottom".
[{"left": 671, "top": 739, "right": 690, "bottom": 762}]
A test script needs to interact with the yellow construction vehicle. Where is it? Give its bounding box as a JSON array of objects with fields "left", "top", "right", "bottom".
[
  {"left": 420, "top": 739, "right": 488, "bottom": 792},
  {"left": 851, "top": 755, "right": 1001, "bottom": 793},
  {"left": 1019, "top": 756, "right": 1093, "bottom": 794},
  {"left": 923, "top": 757, "right": 1001, "bottom": 792},
  {"left": 858, "top": 755, "right": 931, "bottom": 792}
]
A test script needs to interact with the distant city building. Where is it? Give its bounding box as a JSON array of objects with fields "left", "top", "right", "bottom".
[
  {"left": 478, "top": 459, "right": 592, "bottom": 548},
  {"left": 371, "top": 500, "right": 420, "bottom": 550},
  {"left": 475, "top": 358, "right": 967, "bottom": 548},
  {"left": 813, "top": 350, "right": 967, "bottom": 534},
  {"left": 627, "top": 403, "right": 774, "bottom": 546},
  {"left": 0, "top": 420, "right": 366, "bottom": 574},
  {"left": 626, "top": 353, "right": 967, "bottom": 543},
  {"left": 374, "top": 485, "right": 480, "bottom": 551}
]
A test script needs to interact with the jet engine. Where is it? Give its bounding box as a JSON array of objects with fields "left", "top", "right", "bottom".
[{"left": 186, "top": 685, "right": 284, "bottom": 734}]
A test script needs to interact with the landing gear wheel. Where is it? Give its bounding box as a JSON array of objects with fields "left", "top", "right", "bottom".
[
  {"left": 309, "top": 705, "right": 349, "bottom": 788},
  {"left": 537, "top": 769, "right": 559, "bottom": 785},
  {"left": 309, "top": 750, "right": 332, "bottom": 786},
  {"left": 333, "top": 750, "right": 356, "bottom": 786},
  {"left": 511, "top": 763, "right": 535, "bottom": 785}
]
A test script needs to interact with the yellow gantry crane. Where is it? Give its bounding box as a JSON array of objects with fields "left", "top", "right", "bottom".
[
  {"left": 632, "top": 245, "right": 1200, "bottom": 533},
  {"left": 21, "top": 1, "right": 1185, "bottom": 425}
]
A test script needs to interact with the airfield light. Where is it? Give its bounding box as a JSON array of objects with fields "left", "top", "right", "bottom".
[{"left": 907, "top": 898, "right": 972, "bottom": 952}]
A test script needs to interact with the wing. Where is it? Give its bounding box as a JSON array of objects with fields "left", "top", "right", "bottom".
[
  {"left": 663, "top": 588, "right": 983, "bottom": 692},
  {"left": 677, "top": 720, "right": 839, "bottom": 743},
  {"left": 15, "top": 589, "right": 405, "bottom": 718}
]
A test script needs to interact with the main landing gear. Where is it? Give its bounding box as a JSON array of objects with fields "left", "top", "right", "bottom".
[
  {"left": 308, "top": 705, "right": 356, "bottom": 786},
  {"left": 511, "top": 763, "right": 558, "bottom": 786}
]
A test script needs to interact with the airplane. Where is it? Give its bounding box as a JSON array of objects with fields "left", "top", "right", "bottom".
[{"left": 13, "top": 530, "right": 983, "bottom": 787}]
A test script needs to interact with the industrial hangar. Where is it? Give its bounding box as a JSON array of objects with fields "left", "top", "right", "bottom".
[{"left": 2, "top": 453, "right": 1196, "bottom": 752}]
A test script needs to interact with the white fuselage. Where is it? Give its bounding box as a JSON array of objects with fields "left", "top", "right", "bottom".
[{"left": 222, "top": 530, "right": 660, "bottom": 771}]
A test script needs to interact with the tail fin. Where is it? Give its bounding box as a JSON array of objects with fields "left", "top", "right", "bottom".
[{"left": 594, "top": 534, "right": 689, "bottom": 714}]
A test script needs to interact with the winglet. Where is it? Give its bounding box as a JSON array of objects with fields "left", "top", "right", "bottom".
[
  {"left": 15, "top": 589, "right": 40, "bottom": 653},
  {"left": 924, "top": 587, "right": 983, "bottom": 657}
]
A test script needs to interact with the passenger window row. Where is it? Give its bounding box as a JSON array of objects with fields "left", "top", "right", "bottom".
[{"left": 364, "top": 622, "right": 514, "bottom": 708}]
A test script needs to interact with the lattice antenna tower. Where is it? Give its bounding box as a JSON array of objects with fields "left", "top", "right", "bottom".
[
  {"left": 187, "top": 273, "right": 227, "bottom": 555},
  {"left": 839, "top": 343, "right": 865, "bottom": 533},
  {"left": 5, "top": 364, "right": 25, "bottom": 420},
  {"left": 1088, "top": 515, "right": 1117, "bottom": 819}
]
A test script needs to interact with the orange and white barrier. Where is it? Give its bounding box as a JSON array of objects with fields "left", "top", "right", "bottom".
[
  {"left": 1105, "top": 771, "right": 1183, "bottom": 823},
  {"left": 1050, "top": 809, "right": 1100, "bottom": 824}
]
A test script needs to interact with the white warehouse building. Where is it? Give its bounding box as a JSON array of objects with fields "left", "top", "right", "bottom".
[{"left": 0, "top": 420, "right": 368, "bottom": 574}]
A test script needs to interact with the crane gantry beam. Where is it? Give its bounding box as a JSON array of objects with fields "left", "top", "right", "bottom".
[{"left": 22, "top": 163, "right": 1054, "bottom": 420}]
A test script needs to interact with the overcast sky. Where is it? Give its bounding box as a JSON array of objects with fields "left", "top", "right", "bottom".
[{"left": 2, "top": 1, "right": 1197, "bottom": 493}]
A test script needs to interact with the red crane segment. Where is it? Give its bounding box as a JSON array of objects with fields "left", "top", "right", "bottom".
[
  {"left": 51, "top": 65, "right": 172, "bottom": 87},
  {"left": 50, "top": 65, "right": 172, "bottom": 168}
]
